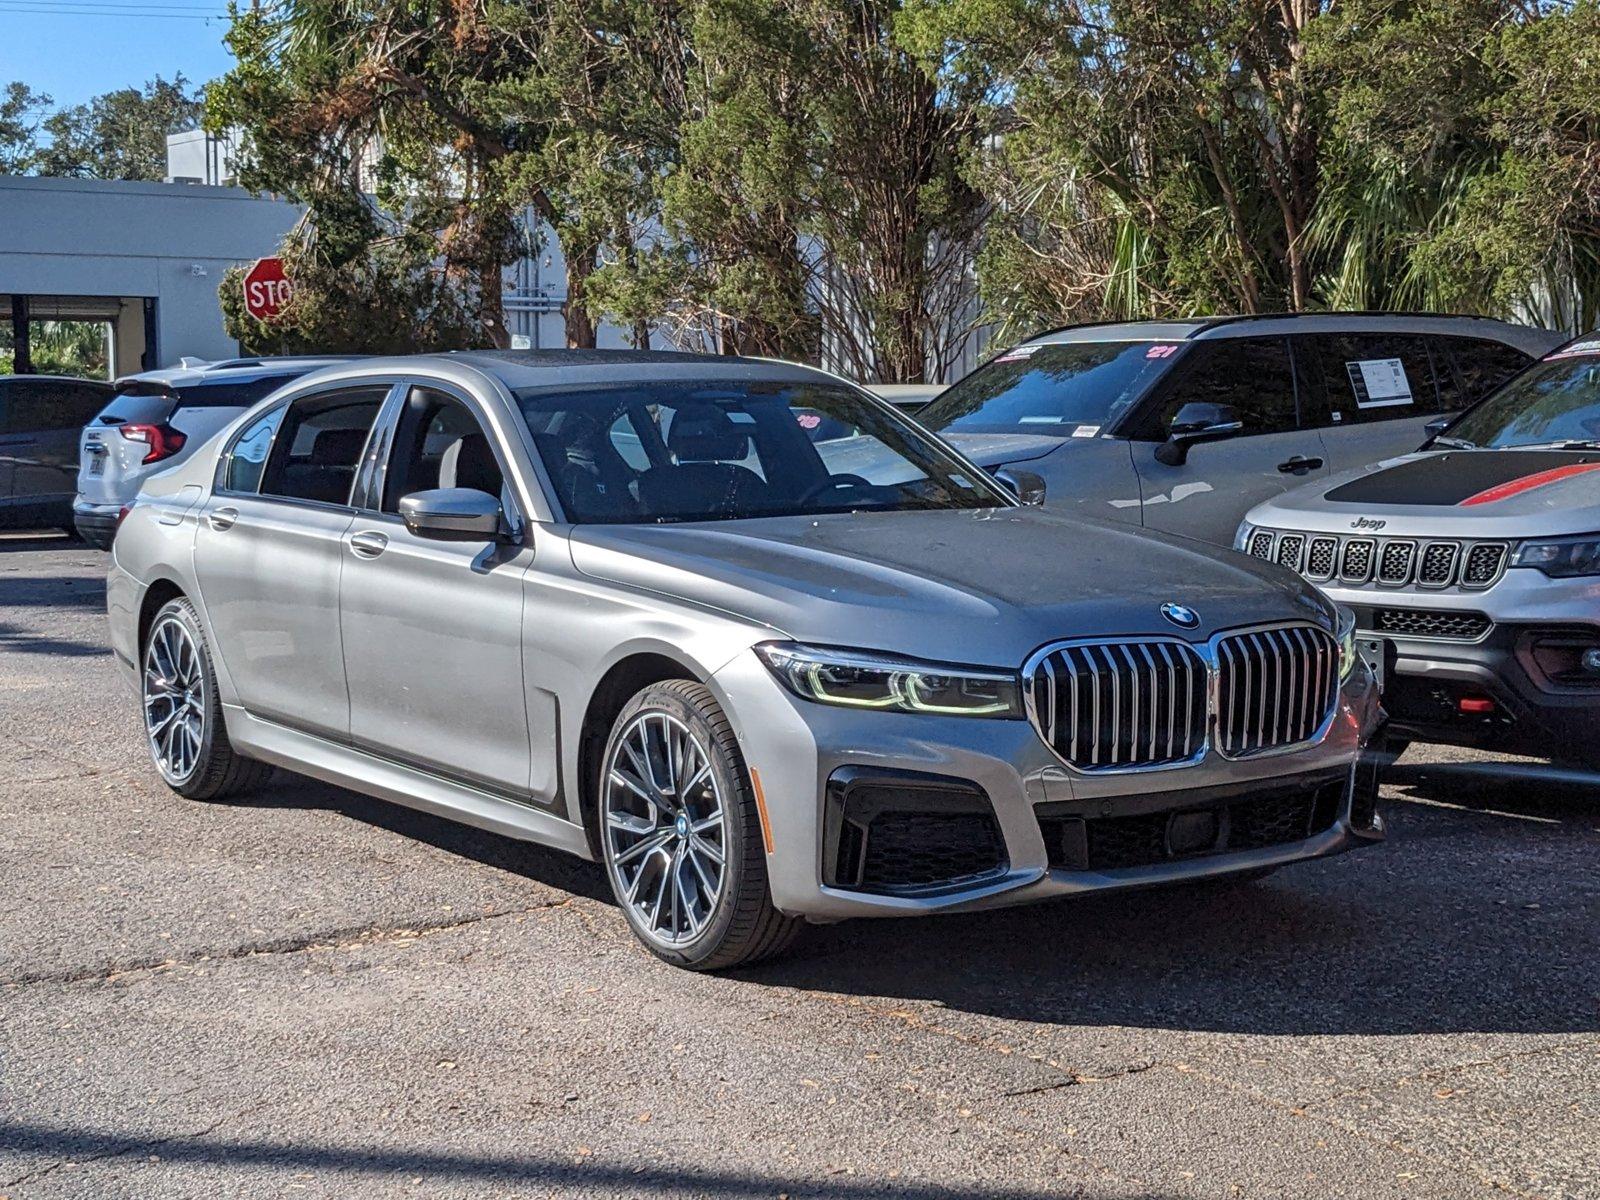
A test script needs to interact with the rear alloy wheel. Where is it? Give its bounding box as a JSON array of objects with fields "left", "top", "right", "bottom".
[
  {"left": 142, "top": 597, "right": 272, "bottom": 801},
  {"left": 599, "top": 680, "right": 800, "bottom": 969}
]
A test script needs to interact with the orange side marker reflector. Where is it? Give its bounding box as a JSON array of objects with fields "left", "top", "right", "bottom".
[{"left": 749, "top": 767, "right": 775, "bottom": 855}]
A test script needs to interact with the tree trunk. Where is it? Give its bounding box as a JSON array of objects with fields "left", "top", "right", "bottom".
[
  {"left": 564, "top": 242, "right": 598, "bottom": 349},
  {"left": 479, "top": 258, "right": 511, "bottom": 349}
]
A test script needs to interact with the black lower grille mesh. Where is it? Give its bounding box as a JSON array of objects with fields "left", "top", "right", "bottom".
[
  {"left": 1040, "top": 779, "right": 1345, "bottom": 871},
  {"left": 1374, "top": 608, "right": 1491, "bottom": 640},
  {"left": 859, "top": 813, "right": 1005, "bottom": 889}
]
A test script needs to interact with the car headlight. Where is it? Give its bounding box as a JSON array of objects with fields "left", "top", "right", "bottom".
[
  {"left": 1233, "top": 521, "right": 1254, "bottom": 552},
  {"left": 755, "top": 642, "right": 1024, "bottom": 718},
  {"left": 1336, "top": 604, "right": 1358, "bottom": 684},
  {"left": 1511, "top": 533, "right": 1600, "bottom": 578}
]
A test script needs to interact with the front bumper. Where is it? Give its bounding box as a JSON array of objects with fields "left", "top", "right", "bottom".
[
  {"left": 73, "top": 500, "right": 120, "bottom": 550},
  {"left": 711, "top": 651, "right": 1383, "bottom": 922},
  {"left": 1315, "top": 571, "right": 1600, "bottom": 763}
]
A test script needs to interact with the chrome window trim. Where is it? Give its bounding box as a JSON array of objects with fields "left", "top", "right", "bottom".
[{"left": 1021, "top": 620, "right": 1339, "bottom": 777}]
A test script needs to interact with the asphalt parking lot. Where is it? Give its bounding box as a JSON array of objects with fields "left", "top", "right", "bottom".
[{"left": 1, "top": 534, "right": 1597, "bottom": 1199}]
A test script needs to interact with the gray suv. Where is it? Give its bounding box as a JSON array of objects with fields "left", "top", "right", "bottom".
[
  {"left": 920, "top": 314, "right": 1561, "bottom": 545},
  {"left": 108, "top": 351, "right": 1382, "bottom": 969},
  {"left": 1239, "top": 335, "right": 1600, "bottom": 766}
]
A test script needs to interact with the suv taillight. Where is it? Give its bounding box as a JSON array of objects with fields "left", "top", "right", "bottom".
[{"left": 118, "top": 422, "right": 187, "bottom": 464}]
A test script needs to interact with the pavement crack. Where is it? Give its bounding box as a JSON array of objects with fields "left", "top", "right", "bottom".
[
  {"left": 1001, "top": 1059, "right": 1158, "bottom": 1097},
  {"left": 1, "top": 896, "right": 577, "bottom": 990}
]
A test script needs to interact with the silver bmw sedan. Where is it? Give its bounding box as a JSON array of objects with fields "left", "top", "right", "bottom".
[{"left": 107, "top": 351, "right": 1383, "bottom": 969}]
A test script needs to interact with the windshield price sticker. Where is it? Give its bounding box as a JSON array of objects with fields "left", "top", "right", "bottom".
[
  {"left": 1071, "top": 424, "right": 1101, "bottom": 438},
  {"left": 1146, "top": 344, "right": 1179, "bottom": 359},
  {"left": 995, "top": 345, "right": 1042, "bottom": 363},
  {"left": 1346, "top": 358, "right": 1414, "bottom": 409},
  {"left": 1551, "top": 339, "right": 1600, "bottom": 359}
]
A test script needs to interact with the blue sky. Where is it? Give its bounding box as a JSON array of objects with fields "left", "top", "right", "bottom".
[{"left": 0, "top": 5, "right": 235, "bottom": 110}]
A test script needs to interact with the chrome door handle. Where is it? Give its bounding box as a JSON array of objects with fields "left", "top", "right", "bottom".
[
  {"left": 1277, "top": 456, "right": 1323, "bottom": 474},
  {"left": 207, "top": 507, "right": 238, "bottom": 531},
  {"left": 349, "top": 530, "right": 389, "bottom": 559}
]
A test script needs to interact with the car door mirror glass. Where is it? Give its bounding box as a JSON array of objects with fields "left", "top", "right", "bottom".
[
  {"left": 1421, "top": 415, "right": 1452, "bottom": 445},
  {"left": 398, "top": 487, "right": 506, "bottom": 541}
]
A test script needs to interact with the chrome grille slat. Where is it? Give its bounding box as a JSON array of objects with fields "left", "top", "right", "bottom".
[{"left": 1214, "top": 626, "right": 1338, "bottom": 758}]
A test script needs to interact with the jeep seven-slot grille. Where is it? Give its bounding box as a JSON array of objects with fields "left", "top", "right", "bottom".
[
  {"left": 1306, "top": 537, "right": 1337, "bottom": 579},
  {"left": 1377, "top": 541, "right": 1415, "bottom": 584},
  {"left": 1418, "top": 542, "right": 1459, "bottom": 585},
  {"left": 1463, "top": 543, "right": 1508, "bottom": 586},
  {"left": 1027, "top": 640, "right": 1208, "bottom": 770},
  {"left": 1244, "top": 529, "right": 1507, "bottom": 590},
  {"left": 1215, "top": 627, "right": 1339, "bottom": 757}
]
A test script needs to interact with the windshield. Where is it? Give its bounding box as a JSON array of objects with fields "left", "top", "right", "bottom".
[
  {"left": 918, "top": 341, "right": 1184, "bottom": 436},
  {"left": 1446, "top": 347, "right": 1600, "bottom": 448},
  {"left": 513, "top": 378, "right": 1011, "bottom": 524}
]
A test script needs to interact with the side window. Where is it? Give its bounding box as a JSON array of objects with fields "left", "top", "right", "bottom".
[
  {"left": 1308, "top": 333, "right": 1441, "bottom": 425},
  {"left": 1, "top": 380, "right": 107, "bottom": 431},
  {"left": 222, "top": 407, "right": 285, "bottom": 494},
  {"left": 1445, "top": 338, "right": 1532, "bottom": 407},
  {"left": 259, "top": 386, "right": 388, "bottom": 506},
  {"left": 380, "top": 387, "right": 505, "bottom": 512},
  {"left": 1141, "top": 338, "right": 1299, "bottom": 438}
]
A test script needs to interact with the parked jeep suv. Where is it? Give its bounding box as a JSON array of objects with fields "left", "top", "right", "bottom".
[
  {"left": 920, "top": 314, "right": 1560, "bottom": 545},
  {"left": 1238, "top": 335, "right": 1600, "bottom": 766},
  {"left": 74, "top": 356, "right": 355, "bottom": 548}
]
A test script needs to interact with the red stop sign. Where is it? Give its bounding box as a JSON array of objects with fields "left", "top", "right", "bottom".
[{"left": 242, "top": 257, "right": 292, "bottom": 322}]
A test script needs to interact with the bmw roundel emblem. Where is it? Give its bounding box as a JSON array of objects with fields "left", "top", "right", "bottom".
[{"left": 1161, "top": 603, "right": 1201, "bottom": 630}]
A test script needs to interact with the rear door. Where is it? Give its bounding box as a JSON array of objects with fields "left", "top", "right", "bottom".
[
  {"left": 1300, "top": 331, "right": 1452, "bottom": 472},
  {"left": 1129, "top": 337, "right": 1329, "bottom": 545},
  {"left": 192, "top": 383, "right": 393, "bottom": 738}
]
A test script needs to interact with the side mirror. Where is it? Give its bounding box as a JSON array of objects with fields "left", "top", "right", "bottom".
[
  {"left": 1420, "top": 415, "right": 1453, "bottom": 448},
  {"left": 994, "top": 467, "right": 1047, "bottom": 506},
  {"left": 1155, "top": 402, "right": 1244, "bottom": 466},
  {"left": 398, "top": 487, "right": 506, "bottom": 542}
]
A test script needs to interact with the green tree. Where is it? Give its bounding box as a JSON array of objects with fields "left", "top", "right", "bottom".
[
  {"left": 0, "top": 81, "right": 49, "bottom": 174},
  {"left": 31, "top": 75, "right": 203, "bottom": 181}
]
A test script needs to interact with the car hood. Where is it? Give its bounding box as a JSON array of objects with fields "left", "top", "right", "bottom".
[
  {"left": 1248, "top": 448, "right": 1600, "bottom": 538},
  {"left": 937, "top": 432, "right": 1070, "bottom": 468},
  {"left": 567, "top": 507, "right": 1334, "bottom": 667}
]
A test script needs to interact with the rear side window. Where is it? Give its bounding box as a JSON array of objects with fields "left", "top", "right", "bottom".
[
  {"left": 0, "top": 380, "right": 111, "bottom": 432},
  {"left": 1443, "top": 338, "right": 1532, "bottom": 407},
  {"left": 259, "top": 387, "right": 388, "bottom": 506},
  {"left": 170, "top": 375, "right": 300, "bottom": 410},
  {"left": 1134, "top": 338, "right": 1299, "bottom": 439},
  {"left": 1302, "top": 333, "right": 1441, "bottom": 425},
  {"left": 222, "top": 408, "right": 285, "bottom": 494}
]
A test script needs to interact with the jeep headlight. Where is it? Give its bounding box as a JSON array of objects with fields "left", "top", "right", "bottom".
[
  {"left": 755, "top": 642, "right": 1024, "bottom": 718},
  {"left": 1233, "top": 521, "right": 1253, "bottom": 551},
  {"left": 1511, "top": 533, "right": 1600, "bottom": 578},
  {"left": 1336, "top": 604, "right": 1358, "bottom": 684}
]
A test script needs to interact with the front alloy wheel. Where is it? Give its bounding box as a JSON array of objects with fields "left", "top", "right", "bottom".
[{"left": 598, "top": 680, "right": 800, "bottom": 969}]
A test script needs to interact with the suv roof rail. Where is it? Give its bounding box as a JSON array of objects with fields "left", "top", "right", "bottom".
[{"left": 1022, "top": 310, "right": 1525, "bottom": 345}]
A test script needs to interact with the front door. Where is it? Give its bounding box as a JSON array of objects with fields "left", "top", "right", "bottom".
[
  {"left": 340, "top": 385, "right": 534, "bottom": 796},
  {"left": 1131, "top": 337, "right": 1330, "bottom": 545},
  {"left": 192, "top": 385, "right": 390, "bottom": 737}
]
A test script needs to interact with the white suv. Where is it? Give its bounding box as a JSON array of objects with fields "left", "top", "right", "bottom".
[{"left": 74, "top": 357, "right": 354, "bottom": 548}]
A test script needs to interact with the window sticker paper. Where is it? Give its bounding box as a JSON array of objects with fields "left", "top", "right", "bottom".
[{"left": 1345, "top": 358, "right": 1414, "bottom": 409}]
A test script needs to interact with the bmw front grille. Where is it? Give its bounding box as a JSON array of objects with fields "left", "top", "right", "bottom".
[{"left": 1024, "top": 624, "right": 1339, "bottom": 773}]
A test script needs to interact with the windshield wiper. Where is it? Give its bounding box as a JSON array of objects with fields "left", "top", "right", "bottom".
[
  {"left": 1431, "top": 435, "right": 1476, "bottom": 449},
  {"left": 1500, "top": 439, "right": 1600, "bottom": 451}
]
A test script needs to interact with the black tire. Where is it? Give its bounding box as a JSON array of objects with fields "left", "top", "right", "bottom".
[
  {"left": 598, "top": 679, "right": 801, "bottom": 970},
  {"left": 141, "top": 597, "right": 274, "bottom": 801}
]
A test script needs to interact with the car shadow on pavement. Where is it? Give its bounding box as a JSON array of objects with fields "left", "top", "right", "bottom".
[
  {"left": 738, "top": 764, "right": 1600, "bottom": 1038},
  {"left": 0, "top": 1121, "right": 1137, "bottom": 1200}
]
